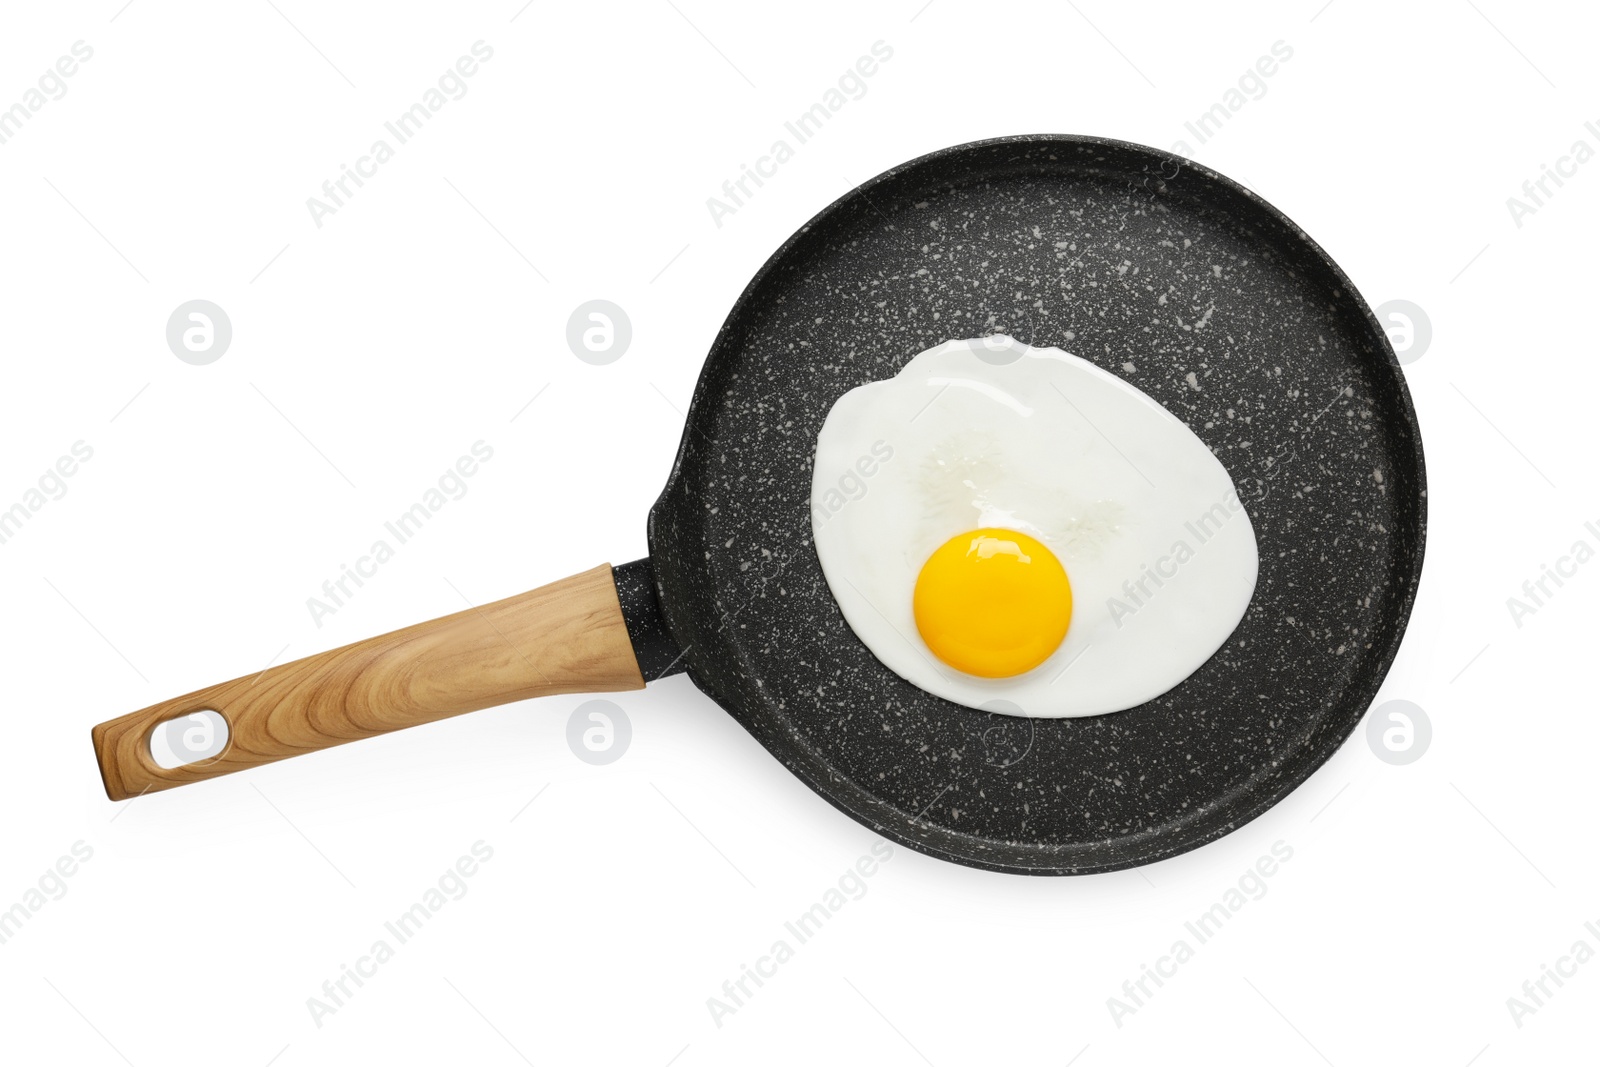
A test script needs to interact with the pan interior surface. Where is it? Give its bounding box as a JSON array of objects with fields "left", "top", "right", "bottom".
[{"left": 648, "top": 135, "right": 1424, "bottom": 874}]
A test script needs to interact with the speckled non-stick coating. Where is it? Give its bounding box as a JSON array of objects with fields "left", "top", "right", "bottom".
[{"left": 645, "top": 134, "right": 1425, "bottom": 875}]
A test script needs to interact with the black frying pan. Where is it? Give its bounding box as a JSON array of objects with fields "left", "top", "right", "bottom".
[{"left": 93, "top": 135, "right": 1425, "bottom": 875}]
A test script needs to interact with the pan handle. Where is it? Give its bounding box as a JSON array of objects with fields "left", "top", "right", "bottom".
[{"left": 90, "top": 564, "right": 645, "bottom": 801}]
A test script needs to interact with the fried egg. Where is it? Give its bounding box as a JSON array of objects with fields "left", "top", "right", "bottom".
[{"left": 810, "top": 335, "right": 1258, "bottom": 717}]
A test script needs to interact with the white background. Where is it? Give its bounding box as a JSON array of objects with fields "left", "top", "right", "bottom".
[{"left": 1, "top": 1, "right": 1595, "bottom": 1063}]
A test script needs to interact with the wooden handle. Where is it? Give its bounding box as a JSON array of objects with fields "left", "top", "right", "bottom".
[{"left": 91, "top": 564, "right": 644, "bottom": 801}]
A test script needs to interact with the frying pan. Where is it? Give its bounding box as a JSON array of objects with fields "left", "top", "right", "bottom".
[{"left": 92, "top": 134, "right": 1425, "bottom": 875}]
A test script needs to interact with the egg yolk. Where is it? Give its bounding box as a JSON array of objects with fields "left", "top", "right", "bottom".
[{"left": 912, "top": 528, "right": 1072, "bottom": 678}]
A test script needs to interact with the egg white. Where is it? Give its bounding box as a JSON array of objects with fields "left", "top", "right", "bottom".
[{"left": 810, "top": 336, "right": 1259, "bottom": 718}]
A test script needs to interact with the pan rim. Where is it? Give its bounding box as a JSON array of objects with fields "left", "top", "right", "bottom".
[{"left": 646, "top": 132, "right": 1427, "bottom": 875}]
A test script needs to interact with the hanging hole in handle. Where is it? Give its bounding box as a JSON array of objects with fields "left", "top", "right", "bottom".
[{"left": 149, "top": 709, "right": 230, "bottom": 769}]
